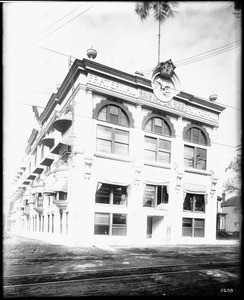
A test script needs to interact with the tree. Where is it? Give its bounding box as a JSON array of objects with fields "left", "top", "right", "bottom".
[
  {"left": 223, "top": 155, "right": 241, "bottom": 196},
  {"left": 135, "top": 1, "right": 179, "bottom": 64}
]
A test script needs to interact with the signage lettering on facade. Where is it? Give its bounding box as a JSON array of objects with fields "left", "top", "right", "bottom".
[
  {"left": 88, "top": 74, "right": 137, "bottom": 97},
  {"left": 88, "top": 74, "right": 218, "bottom": 123}
]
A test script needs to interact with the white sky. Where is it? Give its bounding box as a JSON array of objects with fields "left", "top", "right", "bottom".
[{"left": 3, "top": 1, "right": 241, "bottom": 212}]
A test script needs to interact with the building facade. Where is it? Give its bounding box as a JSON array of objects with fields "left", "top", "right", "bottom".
[{"left": 7, "top": 57, "right": 226, "bottom": 246}]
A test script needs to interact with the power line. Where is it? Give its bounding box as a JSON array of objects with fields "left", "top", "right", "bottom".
[
  {"left": 33, "top": 2, "right": 99, "bottom": 45},
  {"left": 175, "top": 44, "right": 239, "bottom": 67},
  {"left": 174, "top": 41, "right": 239, "bottom": 65},
  {"left": 30, "top": 3, "right": 87, "bottom": 43}
]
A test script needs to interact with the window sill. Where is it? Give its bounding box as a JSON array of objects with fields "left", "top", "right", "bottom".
[
  {"left": 95, "top": 152, "right": 134, "bottom": 163},
  {"left": 144, "top": 160, "right": 171, "bottom": 169},
  {"left": 184, "top": 168, "right": 211, "bottom": 175}
]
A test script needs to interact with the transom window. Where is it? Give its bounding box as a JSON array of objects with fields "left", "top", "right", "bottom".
[
  {"left": 144, "top": 136, "right": 171, "bottom": 163},
  {"left": 184, "top": 127, "right": 207, "bottom": 146},
  {"left": 98, "top": 105, "right": 129, "bottom": 127},
  {"left": 145, "top": 117, "right": 171, "bottom": 137},
  {"left": 182, "top": 218, "right": 205, "bottom": 237},
  {"left": 183, "top": 193, "right": 205, "bottom": 212},
  {"left": 94, "top": 212, "right": 127, "bottom": 236},
  {"left": 96, "top": 184, "right": 127, "bottom": 206},
  {"left": 184, "top": 145, "right": 207, "bottom": 170},
  {"left": 143, "top": 185, "right": 168, "bottom": 208},
  {"left": 97, "top": 125, "right": 129, "bottom": 155}
]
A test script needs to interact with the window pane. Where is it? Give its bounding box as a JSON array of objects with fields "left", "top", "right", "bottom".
[
  {"left": 162, "top": 122, "right": 171, "bottom": 136},
  {"left": 145, "top": 136, "right": 157, "bottom": 150},
  {"left": 95, "top": 213, "right": 110, "bottom": 224},
  {"left": 144, "top": 150, "right": 156, "bottom": 161},
  {"left": 115, "top": 129, "right": 129, "bottom": 143},
  {"left": 94, "top": 225, "right": 110, "bottom": 235},
  {"left": 112, "top": 214, "right": 127, "bottom": 236},
  {"left": 145, "top": 119, "right": 152, "bottom": 132},
  {"left": 143, "top": 185, "right": 156, "bottom": 207},
  {"left": 185, "top": 129, "right": 191, "bottom": 142},
  {"left": 110, "top": 105, "right": 119, "bottom": 115},
  {"left": 196, "top": 148, "right": 207, "bottom": 170},
  {"left": 98, "top": 106, "right": 107, "bottom": 121},
  {"left": 194, "top": 219, "right": 205, "bottom": 237},
  {"left": 154, "top": 118, "right": 162, "bottom": 127},
  {"left": 113, "top": 186, "right": 127, "bottom": 205},
  {"left": 114, "top": 143, "right": 128, "bottom": 155},
  {"left": 199, "top": 132, "right": 207, "bottom": 145},
  {"left": 96, "top": 185, "right": 110, "bottom": 204},
  {"left": 97, "top": 125, "right": 112, "bottom": 140},
  {"left": 192, "top": 128, "right": 200, "bottom": 144},
  {"left": 159, "top": 139, "right": 171, "bottom": 151},
  {"left": 183, "top": 194, "right": 193, "bottom": 211},
  {"left": 184, "top": 146, "right": 194, "bottom": 167},
  {"left": 182, "top": 218, "right": 192, "bottom": 236},
  {"left": 120, "top": 111, "right": 129, "bottom": 127},
  {"left": 97, "top": 139, "right": 112, "bottom": 153},
  {"left": 113, "top": 214, "right": 127, "bottom": 225},
  {"left": 158, "top": 151, "right": 170, "bottom": 163},
  {"left": 196, "top": 148, "right": 207, "bottom": 159},
  {"left": 195, "top": 195, "right": 205, "bottom": 212}
]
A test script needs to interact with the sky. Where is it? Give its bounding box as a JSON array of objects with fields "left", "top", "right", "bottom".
[{"left": 3, "top": 1, "right": 241, "bottom": 212}]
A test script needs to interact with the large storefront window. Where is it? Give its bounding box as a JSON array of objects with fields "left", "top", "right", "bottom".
[
  {"left": 182, "top": 218, "right": 205, "bottom": 237},
  {"left": 94, "top": 212, "right": 127, "bottom": 236},
  {"left": 96, "top": 184, "right": 127, "bottom": 206},
  {"left": 143, "top": 185, "right": 168, "bottom": 208}
]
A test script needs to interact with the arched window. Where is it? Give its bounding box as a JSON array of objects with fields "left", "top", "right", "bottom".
[
  {"left": 183, "top": 125, "right": 209, "bottom": 170},
  {"left": 97, "top": 105, "right": 129, "bottom": 127},
  {"left": 145, "top": 117, "right": 171, "bottom": 137},
  {"left": 143, "top": 116, "right": 173, "bottom": 164},
  {"left": 96, "top": 104, "right": 130, "bottom": 156},
  {"left": 184, "top": 127, "right": 207, "bottom": 146}
]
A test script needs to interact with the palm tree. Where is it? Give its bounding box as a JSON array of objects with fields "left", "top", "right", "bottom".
[{"left": 135, "top": 2, "right": 179, "bottom": 64}]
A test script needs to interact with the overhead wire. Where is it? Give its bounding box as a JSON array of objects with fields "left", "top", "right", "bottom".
[
  {"left": 32, "top": 2, "right": 99, "bottom": 45},
  {"left": 29, "top": 3, "right": 87, "bottom": 43}
]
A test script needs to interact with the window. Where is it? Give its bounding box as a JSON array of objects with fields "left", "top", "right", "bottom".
[
  {"left": 97, "top": 125, "right": 129, "bottom": 156},
  {"left": 59, "top": 192, "right": 67, "bottom": 200},
  {"left": 145, "top": 117, "right": 171, "bottom": 137},
  {"left": 183, "top": 193, "right": 205, "bottom": 212},
  {"left": 94, "top": 213, "right": 127, "bottom": 236},
  {"left": 182, "top": 218, "right": 205, "bottom": 237},
  {"left": 96, "top": 184, "right": 127, "bottom": 206},
  {"left": 143, "top": 185, "right": 168, "bottom": 208},
  {"left": 185, "top": 127, "right": 207, "bottom": 146},
  {"left": 184, "top": 126, "right": 208, "bottom": 170},
  {"left": 184, "top": 145, "right": 207, "bottom": 170},
  {"left": 98, "top": 105, "right": 129, "bottom": 127},
  {"left": 144, "top": 136, "right": 171, "bottom": 163}
]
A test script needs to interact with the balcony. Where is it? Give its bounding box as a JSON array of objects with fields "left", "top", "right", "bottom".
[
  {"left": 23, "top": 205, "right": 30, "bottom": 216},
  {"left": 33, "top": 198, "right": 44, "bottom": 214},
  {"left": 53, "top": 199, "right": 68, "bottom": 210}
]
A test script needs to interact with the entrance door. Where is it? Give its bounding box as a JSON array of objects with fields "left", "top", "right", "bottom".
[{"left": 147, "top": 216, "right": 153, "bottom": 238}]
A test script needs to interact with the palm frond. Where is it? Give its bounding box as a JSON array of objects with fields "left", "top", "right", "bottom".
[{"left": 135, "top": 2, "right": 151, "bottom": 20}]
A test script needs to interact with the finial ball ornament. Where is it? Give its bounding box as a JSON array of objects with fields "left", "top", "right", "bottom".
[{"left": 87, "top": 47, "right": 97, "bottom": 59}]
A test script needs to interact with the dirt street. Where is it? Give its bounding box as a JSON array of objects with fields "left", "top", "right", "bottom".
[{"left": 3, "top": 233, "right": 242, "bottom": 297}]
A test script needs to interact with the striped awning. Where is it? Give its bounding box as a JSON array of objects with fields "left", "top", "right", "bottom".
[
  {"left": 44, "top": 177, "right": 68, "bottom": 194},
  {"left": 184, "top": 183, "right": 206, "bottom": 194}
]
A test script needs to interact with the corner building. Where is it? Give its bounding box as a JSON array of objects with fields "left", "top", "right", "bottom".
[{"left": 8, "top": 58, "right": 226, "bottom": 246}]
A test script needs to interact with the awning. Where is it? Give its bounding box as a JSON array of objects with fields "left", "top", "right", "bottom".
[
  {"left": 184, "top": 183, "right": 207, "bottom": 194},
  {"left": 98, "top": 179, "right": 131, "bottom": 186},
  {"left": 31, "top": 186, "right": 44, "bottom": 194},
  {"left": 44, "top": 177, "right": 68, "bottom": 194}
]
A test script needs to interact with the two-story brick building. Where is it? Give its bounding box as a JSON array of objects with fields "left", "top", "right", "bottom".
[{"left": 7, "top": 54, "right": 226, "bottom": 246}]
